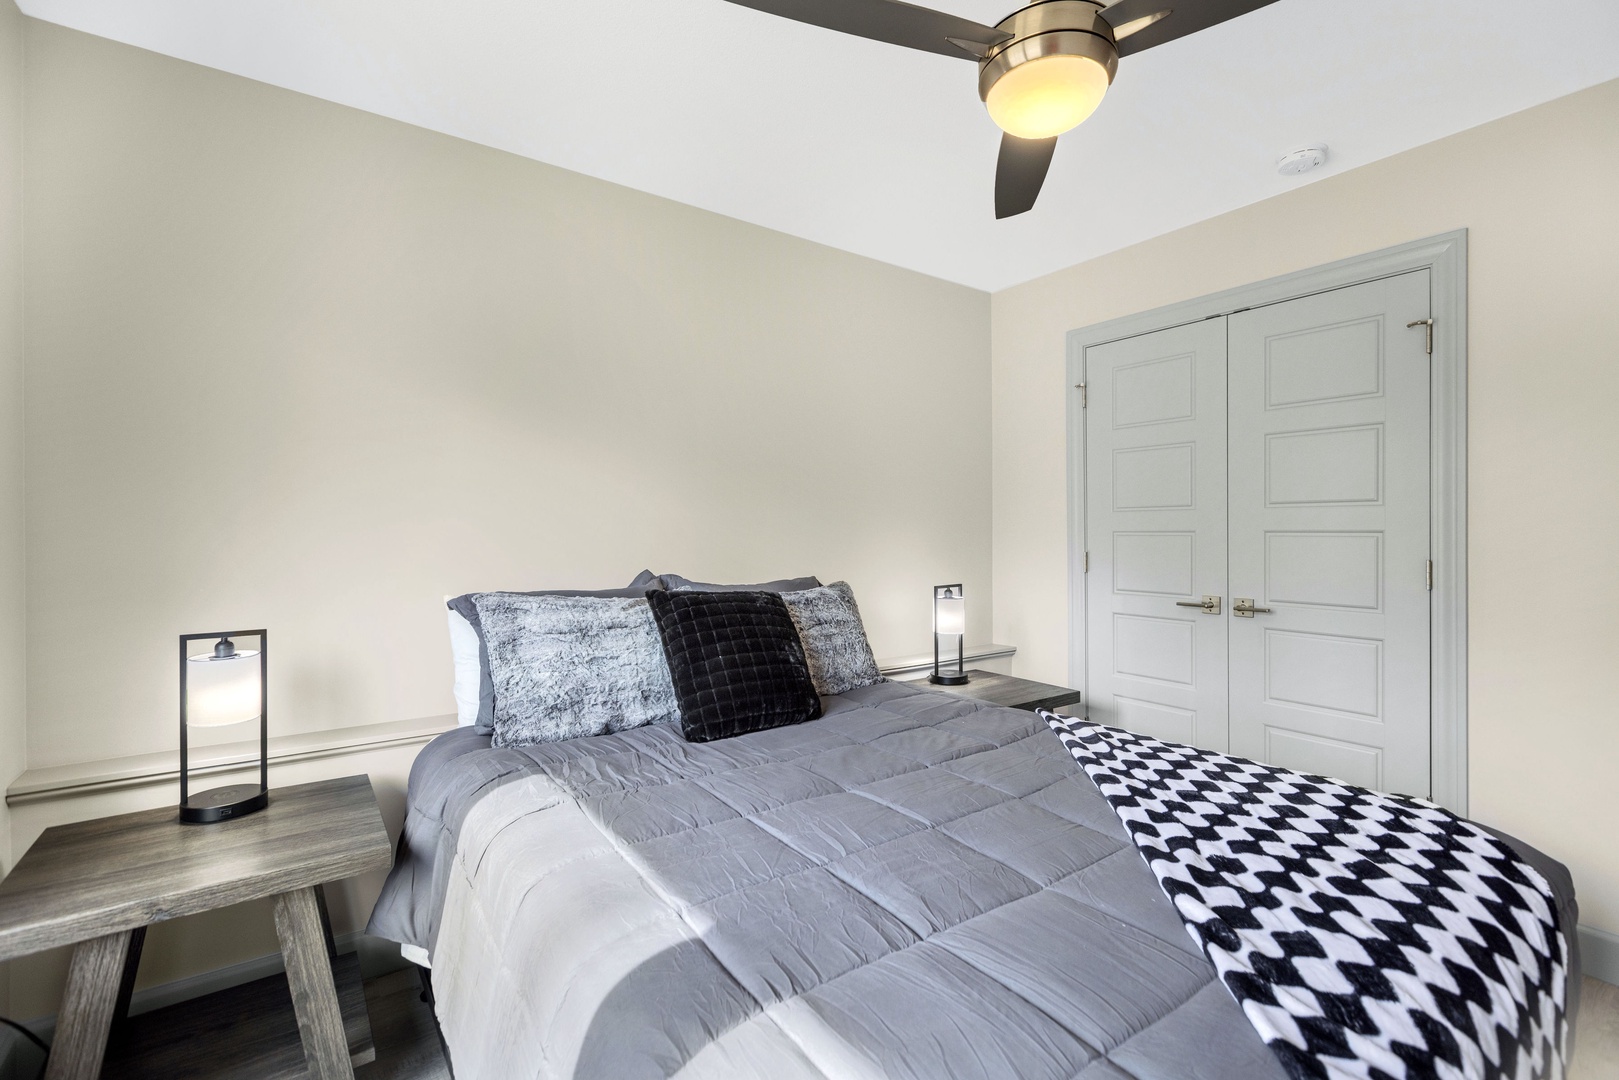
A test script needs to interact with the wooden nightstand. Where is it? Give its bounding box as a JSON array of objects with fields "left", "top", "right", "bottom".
[
  {"left": 924, "top": 669, "right": 1084, "bottom": 713},
  {"left": 0, "top": 775, "right": 392, "bottom": 1080}
]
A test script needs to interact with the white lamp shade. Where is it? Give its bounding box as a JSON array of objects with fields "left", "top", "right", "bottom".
[
  {"left": 186, "top": 650, "right": 261, "bottom": 727},
  {"left": 934, "top": 595, "right": 966, "bottom": 637}
]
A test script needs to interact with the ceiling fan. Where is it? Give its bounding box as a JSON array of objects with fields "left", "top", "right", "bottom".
[{"left": 717, "top": 0, "right": 1283, "bottom": 217}]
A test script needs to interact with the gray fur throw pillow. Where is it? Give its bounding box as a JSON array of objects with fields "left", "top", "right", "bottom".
[
  {"left": 780, "top": 582, "right": 883, "bottom": 696},
  {"left": 471, "top": 592, "right": 678, "bottom": 747}
]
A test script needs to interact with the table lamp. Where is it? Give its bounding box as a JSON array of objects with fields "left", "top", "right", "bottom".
[
  {"left": 930, "top": 585, "right": 969, "bottom": 686},
  {"left": 179, "top": 629, "right": 269, "bottom": 824}
]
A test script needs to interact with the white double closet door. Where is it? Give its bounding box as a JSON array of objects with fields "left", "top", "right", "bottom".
[{"left": 1084, "top": 271, "right": 1433, "bottom": 796}]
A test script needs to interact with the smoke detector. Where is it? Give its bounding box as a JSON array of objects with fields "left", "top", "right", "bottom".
[{"left": 1277, "top": 145, "right": 1329, "bottom": 176}]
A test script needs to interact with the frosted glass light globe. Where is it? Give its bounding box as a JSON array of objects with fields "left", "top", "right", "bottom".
[{"left": 985, "top": 54, "right": 1110, "bottom": 140}]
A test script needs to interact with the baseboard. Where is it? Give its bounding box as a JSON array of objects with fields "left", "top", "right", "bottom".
[{"left": 1581, "top": 923, "right": 1619, "bottom": 987}]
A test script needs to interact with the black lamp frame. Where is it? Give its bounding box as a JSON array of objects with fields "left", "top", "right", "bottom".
[
  {"left": 179, "top": 628, "right": 269, "bottom": 824},
  {"left": 929, "top": 584, "right": 969, "bottom": 686}
]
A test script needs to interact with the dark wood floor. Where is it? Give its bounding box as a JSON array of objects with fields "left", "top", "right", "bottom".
[
  {"left": 1, "top": 968, "right": 450, "bottom": 1080},
  {"left": 355, "top": 969, "right": 450, "bottom": 1080}
]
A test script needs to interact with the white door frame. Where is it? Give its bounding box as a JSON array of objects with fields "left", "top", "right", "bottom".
[{"left": 1066, "top": 231, "right": 1469, "bottom": 815}]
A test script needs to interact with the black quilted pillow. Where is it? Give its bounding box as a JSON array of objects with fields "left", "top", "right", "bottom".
[{"left": 646, "top": 590, "right": 822, "bottom": 743}]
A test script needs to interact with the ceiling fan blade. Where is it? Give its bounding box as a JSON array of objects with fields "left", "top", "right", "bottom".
[
  {"left": 995, "top": 134, "right": 1057, "bottom": 220},
  {"left": 1101, "top": 0, "right": 1284, "bottom": 58},
  {"left": 718, "top": 0, "right": 1010, "bottom": 60}
]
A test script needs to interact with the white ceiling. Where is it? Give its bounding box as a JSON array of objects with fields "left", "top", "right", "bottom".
[{"left": 19, "top": 0, "right": 1619, "bottom": 291}]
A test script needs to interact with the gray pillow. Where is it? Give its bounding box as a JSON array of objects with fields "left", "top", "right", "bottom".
[
  {"left": 780, "top": 582, "right": 883, "bottom": 696},
  {"left": 472, "top": 592, "right": 678, "bottom": 747},
  {"left": 448, "top": 571, "right": 660, "bottom": 734},
  {"left": 660, "top": 573, "right": 821, "bottom": 593}
]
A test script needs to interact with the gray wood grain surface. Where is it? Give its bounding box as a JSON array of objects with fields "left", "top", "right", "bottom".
[
  {"left": 276, "top": 887, "right": 357, "bottom": 1080},
  {"left": 110, "top": 924, "right": 147, "bottom": 1039},
  {"left": 0, "top": 776, "right": 392, "bottom": 960},
  {"left": 928, "top": 670, "right": 1084, "bottom": 712},
  {"left": 43, "top": 930, "right": 133, "bottom": 1080}
]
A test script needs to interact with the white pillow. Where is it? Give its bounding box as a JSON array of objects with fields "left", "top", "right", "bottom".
[{"left": 447, "top": 600, "right": 481, "bottom": 727}]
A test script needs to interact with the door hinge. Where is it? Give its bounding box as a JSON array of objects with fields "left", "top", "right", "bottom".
[
  {"left": 1408, "top": 318, "right": 1434, "bottom": 355},
  {"left": 1083, "top": 551, "right": 1089, "bottom": 573},
  {"left": 1425, "top": 559, "right": 1433, "bottom": 591},
  {"left": 1074, "top": 382, "right": 1087, "bottom": 408}
]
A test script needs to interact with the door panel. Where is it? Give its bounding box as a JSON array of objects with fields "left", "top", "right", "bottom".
[
  {"left": 1265, "top": 425, "right": 1383, "bottom": 504},
  {"left": 1227, "top": 271, "right": 1431, "bottom": 796},
  {"left": 1085, "top": 320, "right": 1228, "bottom": 751},
  {"left": 1265, "top": 532, "right": 1381, "bottom": 609}
]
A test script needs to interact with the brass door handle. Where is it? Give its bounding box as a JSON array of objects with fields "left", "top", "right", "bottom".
[
  {"left": 1233, "top": 598, "right": 1272, "bottom": 618},
  {"left": 1175, "top": 595, "right": 1222, "bottom": 615}
]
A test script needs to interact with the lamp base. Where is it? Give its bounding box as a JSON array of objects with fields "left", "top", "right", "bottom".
[
  {"left": 181, "top": 784, "right": 269, "bottom": 825},
  {"left": 929, "top": 672, "right": 970, "bottom": 686}
]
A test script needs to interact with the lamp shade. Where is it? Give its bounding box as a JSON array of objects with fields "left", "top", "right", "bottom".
[
  {"left": 935, "top": 591, "right": 966, "bottom": 636},
  {"left": 186, "top": 648, "right": 261, "bottom": 727}
]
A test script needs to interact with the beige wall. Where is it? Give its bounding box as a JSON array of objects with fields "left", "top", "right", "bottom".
[
  {"left": 7, "top": 20, "right": 990, "bottom": 1014},
  {"left": 21, "top": 18, "right": 991, "bottom": 772},
  {"left": 992, "top": 77, "right": 1619, "bottom": 933},
  {"left": 0, "top": 0, "right": 23, "bottom": 1028},
  {"left": 0, "top": 1, "right": 25, "bottom": 875}
]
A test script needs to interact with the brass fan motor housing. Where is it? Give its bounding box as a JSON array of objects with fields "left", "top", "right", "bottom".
[{"left": 978, "top": 0, "right": 1119, "bottom": 103}]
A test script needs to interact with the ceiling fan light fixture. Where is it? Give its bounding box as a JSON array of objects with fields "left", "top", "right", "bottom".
[
  {"left": 985, "top": 54, "right": 1111, "bottom": 139},
  {"left": 979, "top": 1, "right": 1118, "bottom": 140},
  {"left": 710, "top": 0, "right": 1284, "bottom": 220}
]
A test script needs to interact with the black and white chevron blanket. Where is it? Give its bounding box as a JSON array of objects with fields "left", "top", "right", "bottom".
[{"left": 1041, "top": 711, "right": 1570, "bottom": 1080}]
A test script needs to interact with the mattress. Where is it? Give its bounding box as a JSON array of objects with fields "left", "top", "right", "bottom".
[{"left": 367, "top": 679, "right": 1580, "bottom": 1080}]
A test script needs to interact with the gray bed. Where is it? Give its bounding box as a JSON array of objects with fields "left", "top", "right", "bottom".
[{"left": 367, "top": 679, "right": 1580, "bottom": 1080}]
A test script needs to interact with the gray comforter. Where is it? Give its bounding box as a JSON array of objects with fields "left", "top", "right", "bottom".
[{"left": 368, "top": 680, "right": 1579, "bottom": 1080}]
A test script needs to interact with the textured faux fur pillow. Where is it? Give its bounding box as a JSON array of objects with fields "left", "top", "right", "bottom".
[
  {"left": 471, "top": 592, "right": 678, "bottom": 747},
  {"left": 449, "top": 571, "right": 661, "bottom": 734},
  {"left": 780, "top": 582, "right": 883, "bottom": 696}
]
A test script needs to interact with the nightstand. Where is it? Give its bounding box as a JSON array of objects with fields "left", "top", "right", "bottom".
[
  {"left": 924, "top": 669, "right": 1084, "bottom": 713},
  {"left": 0, "top": 775, "right": 392, "bottom": 1080}
]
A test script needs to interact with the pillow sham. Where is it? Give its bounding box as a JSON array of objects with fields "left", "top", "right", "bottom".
[
  {"left": 447, "top": 602, "right": 482, "bottom": 726},
  {"left": 659, "top": 573, "right": 821, "bottom": 593},
  {"left": 780, "top": 581, "right": 883, "bottom": 696},
  {"left": 646, "top": 590, "right": 821, "bottom": 743},
  {"left": 473, "top": 592, "right": 679, "bottom": 747},
  {"left": 448, "top": 571, "right": 660, "bottom": 733}
]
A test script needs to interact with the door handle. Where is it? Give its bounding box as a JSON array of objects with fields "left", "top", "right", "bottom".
[
  {"left": 1233, "top": 598, "right": 1272, "bottom": 618},
  {"left": 1175, "top": 595, "right": 1222, "bottom": 615}
]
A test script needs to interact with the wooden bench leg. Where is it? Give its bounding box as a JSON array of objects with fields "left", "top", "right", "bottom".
[
  {"left": 110, "top": 924, "right": 147, "bottom": 1038},
  {"left": 44, "top": 930, "right": 134, "bottom": 1080},
  {"left": 274, "top": 886, "right": 355, "bottom": 1080}
]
